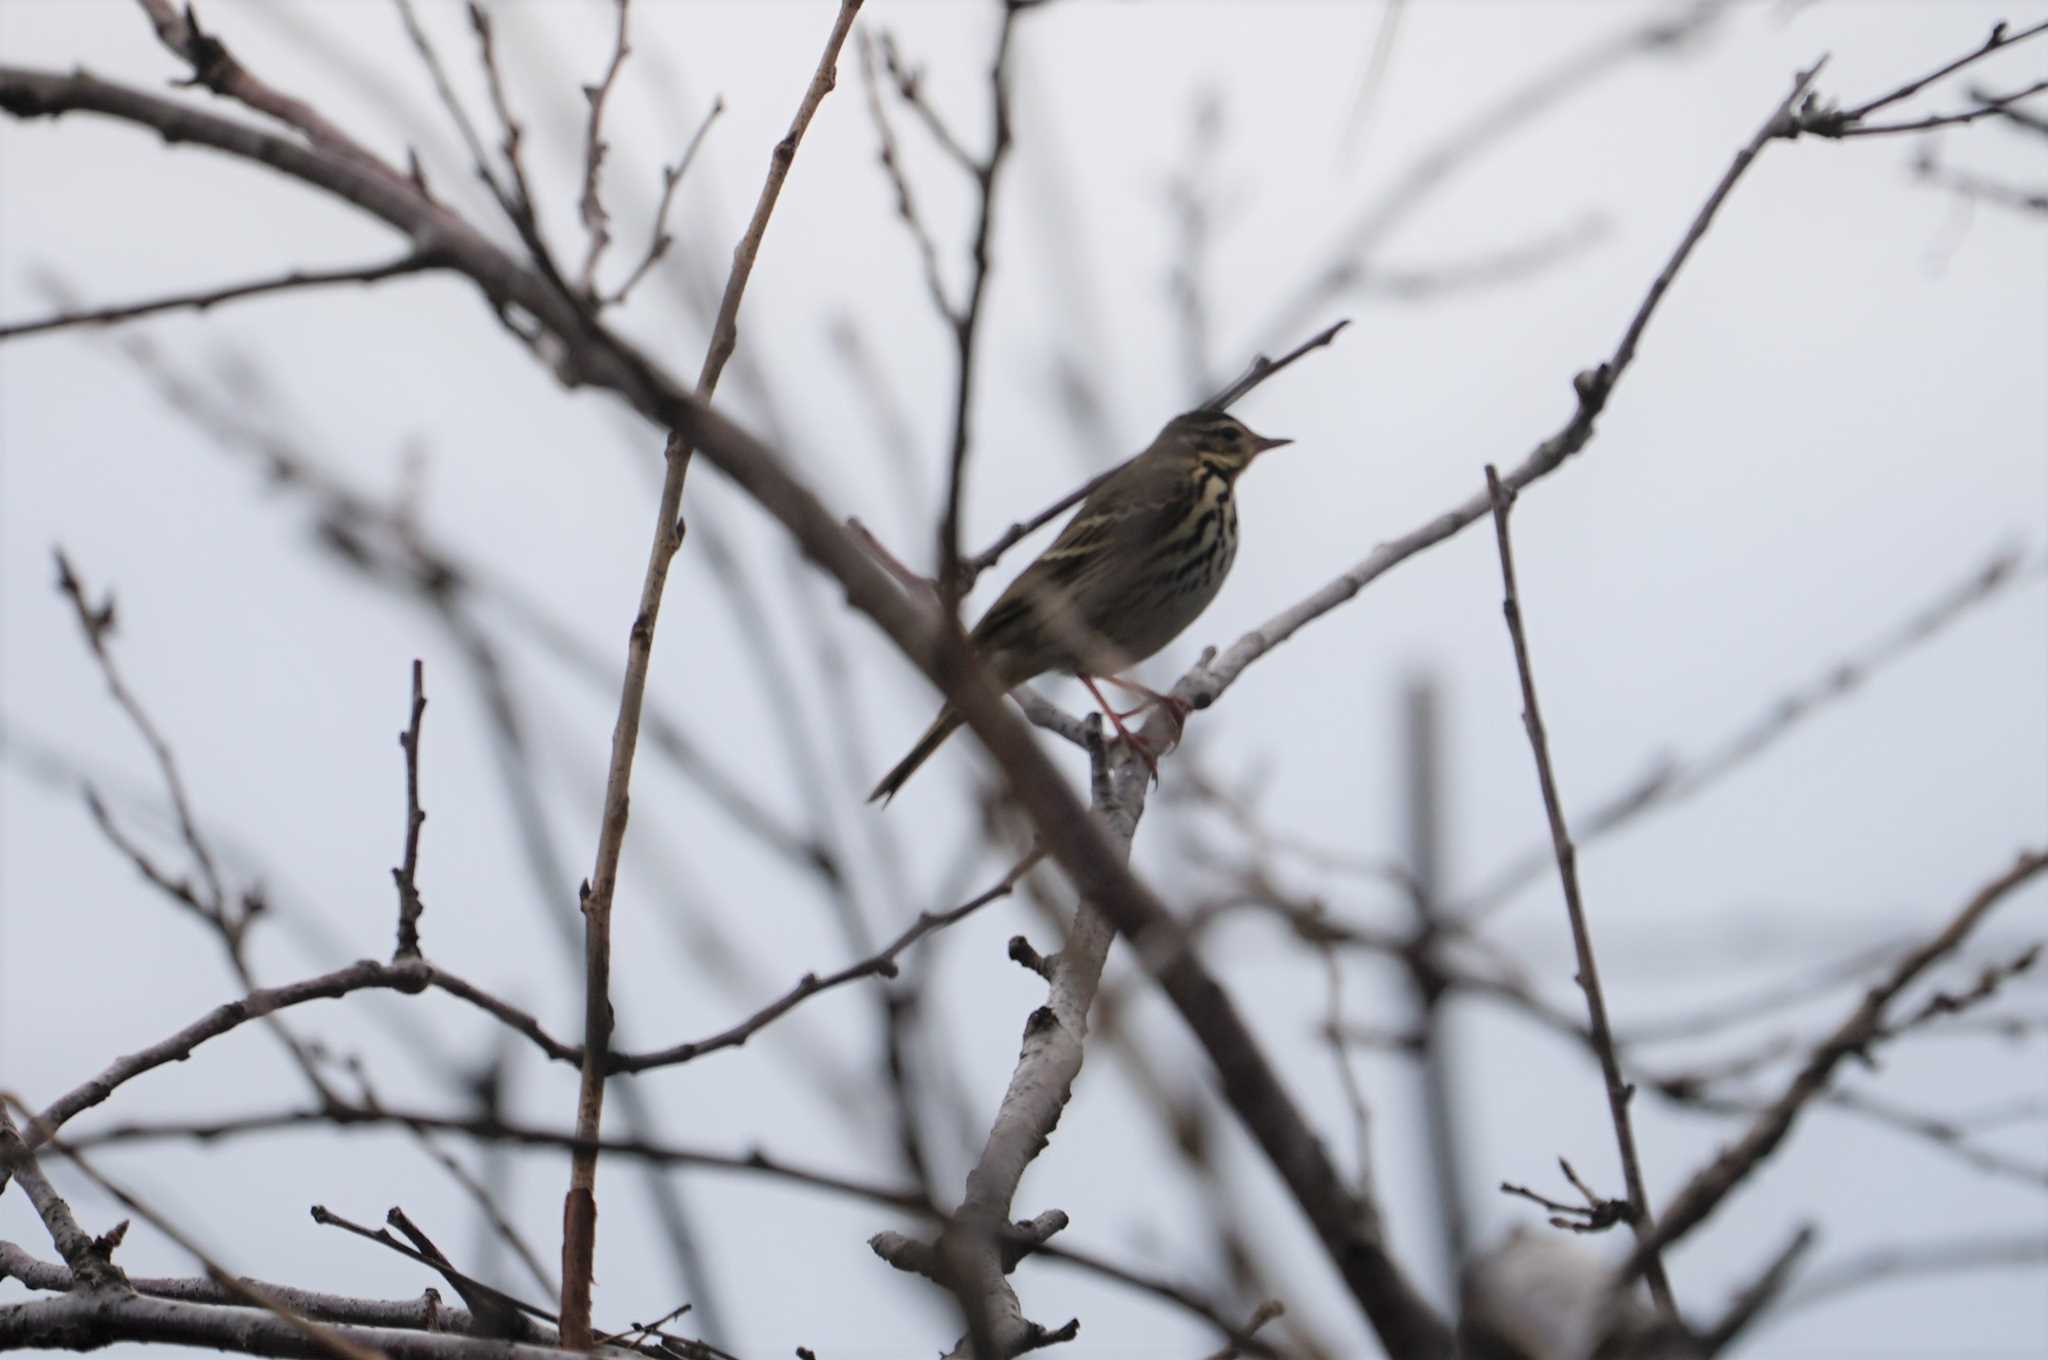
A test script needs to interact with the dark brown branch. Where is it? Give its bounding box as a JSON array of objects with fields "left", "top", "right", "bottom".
[
  {"left": 612, "top": 850, "right": 1043, "bottom": 1072},
  {"left": 390, "top": 659, "right": 429, "bottom": 960},
  {"left": 573, "top": 0, "right": 632, "bottom": 301},
  {"left": 1485, "top": 467, "right": 1675, "bottom": 1315},
  {"left": 1808, "top": 17, "right": 2048, "bottom": 127},
  {"left": 936, "top": 4, "right": 1025, "bottom": 599},
  {"left": 1804, "top": 77, "right": 2048, "bottom": 138},
  {"left": 1616, "top": 849, "right": 2048, "bottom": 1283},
  {"left": 53, "top": 550, "right": 226, "bottom": 915},
  {"left": 0, "top": 253, "right": 440, "bottom": 340},
  {"left": 14, "top": 958, "right": 578, "bottom": 1166},
  {"left": 859, "top": 30, "right": 953, "bottom": 323},
  {"left": 133, "top": 0, "right": 404, "bottom": 176}
]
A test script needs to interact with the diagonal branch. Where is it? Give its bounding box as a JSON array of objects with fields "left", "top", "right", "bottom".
[
  {"left": 1615, "top": 849, "right": 2048, "bottom": 1285},
  {"left": 0, "top": 253, "right": 442, "bottom": 340}
]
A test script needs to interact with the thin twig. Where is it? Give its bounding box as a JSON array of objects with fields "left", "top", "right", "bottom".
[
  {"left": 612, "top": 849, "right": 1043, "bottom": 1072},
  {"left": 131, "top": 0, "right": 402, "bottom": 176},
  {"left": 1805, "top": 77, "right": 2048, "bottom": 138},
  {"left": 936, "top": 4, "right": 1025, "bottom": 599},
  {"left": 0, "top": 253, "right": 441, "bottom": 340},
  {"left": 54, "top": 551, "right": 226, "bottom": 914},
  {"left": 1456, "top": 545, "right": 2037, "bottom": 923},
  {"left": 859, "top": 29, "right": 953, "bottom": 323},
  {"left": 391, "top": 660, "right": 429, "bottom": 960},
  {"left": 555, "top": 3, "right": 865, "bottom": 1344},
  {"left": 573, "top": 0, "right": 632, "bottom": 300},
  {"left": 1165, "top": 61, "right": 1828, "bottom": 726},
  {"left": 1485, "top": 466, "right": 1675, "bottom": 1316},
  {"left": 1817, "top": 18, "right": 2048, "bottom": 125},
  {"left": 605, "top": 96, "right": 723, "bottom": 308},
  {"left": 1615, "top": 849, "right": 2048, "bottom": 1284}
]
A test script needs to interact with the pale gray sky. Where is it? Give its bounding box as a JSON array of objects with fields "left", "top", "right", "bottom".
[{"left": 3, "top": 2, "right": 2044, "bottom": 1356}]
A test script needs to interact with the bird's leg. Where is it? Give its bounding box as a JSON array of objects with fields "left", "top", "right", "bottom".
[
  {"left": 1100, "top": 674, "right": 1193, "bottom": 731},
  {"left": 1080, "top": 674, "right": 1167, "bottom": 783}
]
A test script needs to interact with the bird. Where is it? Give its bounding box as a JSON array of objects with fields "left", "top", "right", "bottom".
[{"left": 869, "top": 407, "right": 1291, "bottom": 803}]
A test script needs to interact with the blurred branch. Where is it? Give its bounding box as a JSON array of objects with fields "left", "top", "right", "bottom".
[
  {"left": 12, "top": 956, "right": 590, "bottom": 1175},
  {"left": 1616, "top": 849, "right": 2048, "bottom": 1285},
  {"left": 1165, "top": 61, "right": 1827, "bottom": 729},
  {"left": 572, "top": 0, "right": 631, "bottom": 300},
  {"left": 1772, "top": 1230, "right": 2048, "bottom": 1321},
  {"left": 1456, "top": 545, "right": 2037, "bottom": 921},
  {"left": 0, "top": 253, "right": 442, "bottom": 340},
  {"left": 604, "top": 95, "right": 723, "bottom": 308},
  {"left": 133, "top": 0, "right": 404, "bottom": 175},
  {"left": 1792, "top": 18, "right": 2048, "bottom": 137},
  {"left": 1913, "top": 144, "right": 2048, "bottom": 215},
  {"left": 610, "top": 850, "right": 1044, "bottom": 1073},
  {"left": 1695, "top": 1225, "right": 1815, "bottom": 1355},
  {"left": 1484, "top": 466, "right": 1676, "bottom": 1316},
  {"left": 5, "top": 1098, "right": 379, "bottom": 1360},
  {"left": 390, "top": 660, "right": 430, "bottom": 960},
  {"left": 1252, "top": 0, "right": 1728, "bottom": 349}
]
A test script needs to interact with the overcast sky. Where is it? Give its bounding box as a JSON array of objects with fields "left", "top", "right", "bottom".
[{"left": 3, "top": 2, "right": 2045, "bottom": 1356}]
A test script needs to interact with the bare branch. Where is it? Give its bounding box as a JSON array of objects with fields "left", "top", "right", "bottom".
[
  {"left": 6, "top": 1099, "right": 379, "bottom": 1360},
  {"left": 132, "top": 0, "right": 403, "bottom": 177},
  {"left": 604, "top": 95, "right": 723, "bottom": 308},
  {"left": 1486, "top": 466, "right": 1675, "bottom": 1314},
  {"left": 1803, "top": 77, "right": 2048, "bottom": 138},
  {"left": 859, "top": 30, "right": 954, "bottom": 323},
  {"left": 0, "top": 253, "right": 441, "bottom": 341},
  {"left": 1802, "top": 18, "right": 2048, "bottom": 129},
  {"left": 1457, "top": 546, "right": 2038, "bottom": 923},
  {"left": 555, "top": 2, "right": 865, "bottom": 1343},
  {"left": 1616, "top": 849, "right": 2048, "bottom": 1283},
  {"left": 1775, "top": 1230, "right": 2048, "bottom": 1320},
  {"left": 573, "top": 0, "right": 632, "bottom": 300},
  {"left": 53, "top": 550, "right": 227, "bottom": 914},
  {"left": 391, "top": 660, "right": 429, "bottom": 960},
  {"left": 612, "top": 850, "right": 1043, "bottom": 1073},
  {"left": 0, "top": 1108, "right": 129, "bottom": 1291},
  {"left": 1696, "top": 1225, "right": 1816, "bottom": 1355},
  {"left": 1164, "top": 61, "right": 1827, "bottom": 721}
]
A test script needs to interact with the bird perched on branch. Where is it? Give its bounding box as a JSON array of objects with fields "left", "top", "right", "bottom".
[{"left": 869, "top": 407, "right": 1291, "bottom": 803}]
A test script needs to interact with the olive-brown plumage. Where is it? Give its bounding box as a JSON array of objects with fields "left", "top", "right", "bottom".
[{"left": 869, "top": 408, "right": 1290, "bottom": 803}]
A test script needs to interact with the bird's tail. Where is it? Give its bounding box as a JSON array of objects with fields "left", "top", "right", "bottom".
[{"left": 868, "top": 708, "right": 963, "bottom": 804}]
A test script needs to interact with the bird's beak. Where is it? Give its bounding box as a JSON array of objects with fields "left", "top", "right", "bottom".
[{"left": 1252, "top": 435, "right": 1293, "bottom": 454}]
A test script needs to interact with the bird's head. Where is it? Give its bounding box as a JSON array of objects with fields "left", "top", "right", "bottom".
[{"left": 1161, "top": 408, "right": 1292, "bottom": 474}]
